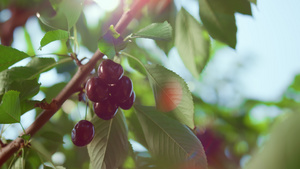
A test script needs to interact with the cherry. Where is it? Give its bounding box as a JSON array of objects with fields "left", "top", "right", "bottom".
[
  {"left": 71, "top": 120, "right": 95, "bottom": 147},
  {"left": 93, "top": 98, "right": 119, "bottom": 120},
  {"left": 98, "top": 59, "right": 124, "bottom": 85},
  {"left": 110, "top": 76, "right": 133, "bottom": 103},
  {"left": 85, "top": 77, "right": 109, "bottom": 102},
  {"left": 120, "top": 92, "right": 135, "bottom": 110}
]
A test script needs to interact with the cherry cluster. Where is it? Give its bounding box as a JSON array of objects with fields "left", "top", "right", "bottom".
[
  {"left": 86, "top": 59, "right": 136, "bottom": 120},
  {"left": 71, "top": 59, "right": 135, "bottom": 147}
]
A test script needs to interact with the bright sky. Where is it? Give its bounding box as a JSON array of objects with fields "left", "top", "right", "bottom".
[
  {"left": 236, "top": 0, "right": 300, "bottom": 101},
  {"left": 172, "top": 0, "right": 300, "bottom": 102}
]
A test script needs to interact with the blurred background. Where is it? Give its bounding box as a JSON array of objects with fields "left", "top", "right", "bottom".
[{"left": 1, "top": 0, "right": 300, "bottom": 168}]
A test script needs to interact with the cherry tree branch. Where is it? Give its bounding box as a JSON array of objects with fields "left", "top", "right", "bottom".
[{"left": 0, "top": 0, "right": 150, "bottom": 165}]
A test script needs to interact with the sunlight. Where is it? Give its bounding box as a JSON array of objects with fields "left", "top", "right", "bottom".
[
  {"left": 0, "top": 9, "right": 11, "bottom": 22},
  {"left": 94, "top": 0, "right": 120, "bottom": 11},
  {"left": 83, "top": 4, "right": 105, "bottom": 28}
]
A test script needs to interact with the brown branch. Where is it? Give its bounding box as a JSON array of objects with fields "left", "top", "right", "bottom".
[
  {"left": 0, "top": 140, "right": 6, "bottom": 148},
  {"left": 0, "top": 0, "right": 150, "bottom": 166}
]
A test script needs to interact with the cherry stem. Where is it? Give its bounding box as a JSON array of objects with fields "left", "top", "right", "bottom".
[
  {"left": 0, "top": 0, "right": 150, "bottom": 165},
  {"left": 84, "top": 102, "right": 88, "bottom": 121},
  {"left": 120, "top": 52, "right": 146, "bottom": 70},
  {"left": 73, "top": 26, "right": 79, "bottom": 54},
  {"left": 33, "top": 53, "right": 70, "bottom": 57}
]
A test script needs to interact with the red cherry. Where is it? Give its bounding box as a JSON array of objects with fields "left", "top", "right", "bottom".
[
  {"left": 93, "top": 98, "right": 119, "bottom": 120},
  {"left": 71, "top": 120, "right": 95, "bottom": 147},
  {"left": 110, "top": 76, "right": 133, "bottom": 103},
  {"left": 98, "top": 59, "right": 124, "bottom": 85},
  {"left": 85, "top": 77, "right": 109, "bottom": 102},
  {"left": 120, "top": 92, "right": 135, "bottom": 110}
]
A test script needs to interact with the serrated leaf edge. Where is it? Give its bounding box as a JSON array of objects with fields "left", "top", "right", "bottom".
[{"left": 135, "top": 106, "right": 189, "bottom": 155}]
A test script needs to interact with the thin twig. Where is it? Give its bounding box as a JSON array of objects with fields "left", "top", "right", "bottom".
[
  {"left": 0, "top": 0, "right": 150, "bottom": 166},
  {"left": 71, "top": 53, "right": 82, "bottom": 66}
]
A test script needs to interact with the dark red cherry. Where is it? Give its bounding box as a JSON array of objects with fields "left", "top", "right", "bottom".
[
  {"left": 98, "top": 59, "right": 124, "bottom": 85},
  {"left": 85, "top": 77, "right": 109, "bottom": 102},
  {"left": 71, "top": 120, "right": 95, "bottom": 147},
  {"left": 110, "top": 76, "right": 133, "bottom": 103},
  {"left": 93, "top": 98, "right": 119, "bottom": 120},
  {"left": 120, "top": 92, "right": 135, "bottom": 110}
]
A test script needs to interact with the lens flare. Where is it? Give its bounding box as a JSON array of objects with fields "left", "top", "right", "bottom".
[{"left": 156, "top": 78, "right": 182, "bottom": 112}]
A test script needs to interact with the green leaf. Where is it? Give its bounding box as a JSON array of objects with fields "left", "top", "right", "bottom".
[
  {"left": 87, "top": 110, "right": 129, "bottom": 169},
  {"left": 127, "top": 112, "right": 148, "bottom": 149},
  {"left": 40, "top": 131, "right": 64, "bottom": 143},
  {"left": 55, "top": 167, "right": 66, "bottom": 169},
  {"left": 144, "top": 64, "right": 195, "bottom": 129},
  {"left": 25, "top": 149, "right": 42, "bottom": 169},
  {"left": 132, "top": 21, "right": 172, "bottom": 41},
  {"left": 60, "top": 0, "right": 84, "bottom": 30},
  {"left": 0, "top": 45, "right": 30, "bottom": 72},
  {"left": 11, "top": 157, "right": 25, "bottom": 169},
  {"left": 248, "top": 0, "right": 256, "bottom": 4},
  {"left": 42, "top": 166, "right": 65, "bottom": 169},
  {"left": 41, "top": 82, "right": 67, "bottom": 102},
  {"left": 40, "top": 30, "right": 69, "bottom": 49},
  {"left": 135, "top": 106, "right": 207, "bottom": 168},
  {"left": 0, "top": 91, "right": 21, "bottom": 124},
  {"left": 175, "top": 8, "right": 210, "bottom": 78},
  {"left": 98, "top": 38, "right": 115, "bottom": 59},
  {"left": 25, "top": 57, "right": 71, "bottom": 80},
  {"left": 20, "top": 134, "right": 31, "bottom": 141},
  {"left": 37, "top": 11, "right": 68, "bottom": 30},
  {"left": 98, "top": 30, "right": 127, "bottom": 59},
  {"left": 199, "top": 0, "right": 237, "bottom": 48},
  {"left": 135, "top": 152, "right": 157, "bottom": 168},
  {"left": 0, "top": 67, "right": 38, "bottom": 97},
  {"left": 230, "top": 0, "right": 252, "bottom": 15},
  {"left": 43, "top": 165, "right": 53, "bottom": 169},
  {"left": 198, "top": 0, "right": 251, "bottom": 48},
  {"left": 0, "top": 67, "right": 37, "bottom": 81},
  {"left": 245, "top": 113, "right": 300, "bottom": 169},
  {"left": 23, "top": 27, "right": 35, "bottom": 56},
  {"left": 26, "top": 57, "right": 57, "bottom": 74},
  {"left": 0, "top": 57, "right": 70, "bottom": 102},
  {"left": 0, "top": 68, "right": 40, "bottom": 101},
  {"left": 21, "top": 100, "right": 39, "bottom": 115},
  {"left": 122, "top": 142, "right": 136, "bottom": 168},
  {"left": 43, "top": 166, "right": 66, "bottom": 169},
  {"left": 10, "top": 79, "right": 40, "bottom": 101},
  {"left": 126, "top": 55, "right": 147, "bottom": 76},
  {"left": 151, "top": 1, "right": 176, "bottom": 54},
  {"left": 289, "top": 74, "right": 300, "bottom": 91},
  {"left": 123, "top": 44, "right": 163, "bottom": 73},
  {"left": 49, "top": 0, "right": 61, "bottom": 10},
  {"left": 31, "top": 139, "right": 54, "bottom": 164},
  {"left": 37, "top": 0, "right": 83, "bottom": 30}
]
